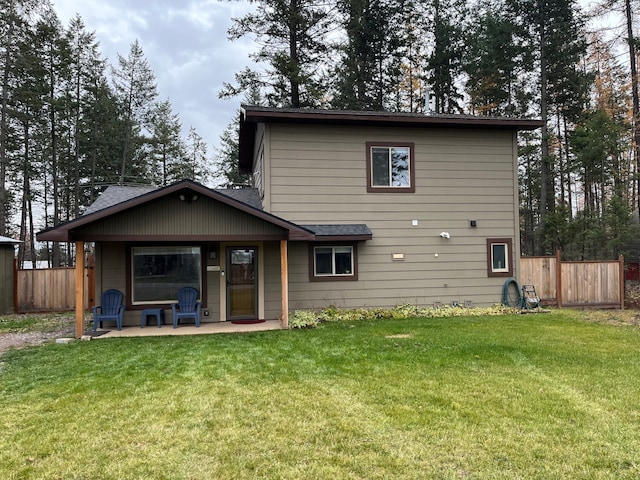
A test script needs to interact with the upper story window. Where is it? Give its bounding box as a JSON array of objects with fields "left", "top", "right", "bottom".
[
  {"left": 366, "top": 142, "right": 415, "bottom": 193},
  {"left": 486, "top": 238, "right": 513, "bottom": 277}
]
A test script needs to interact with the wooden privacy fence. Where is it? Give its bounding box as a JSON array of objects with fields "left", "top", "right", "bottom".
[
  {"left": 520, "top": 252, "right": 624, "bottom": 308},
  {"left": 15, "top": 257, "right": 95, "bottom": 313},
  {"left": 11, "top": 254, "right": 623, "bottom": 312}
]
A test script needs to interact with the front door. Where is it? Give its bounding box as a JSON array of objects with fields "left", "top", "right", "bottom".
[{"left": 226, "top": 247, "right": 258, "bottom": 320}]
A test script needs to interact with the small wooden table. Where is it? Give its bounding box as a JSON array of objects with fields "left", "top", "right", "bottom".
[{"left": 141, "top": 308, "right": 165, "bottom": 328}]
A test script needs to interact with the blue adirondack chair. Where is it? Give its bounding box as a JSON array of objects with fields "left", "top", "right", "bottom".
[
  {"left": 92, "top": 289, "right": 125, "bottom": 331},
  {"left": 171, "top": 287, "right": 201, "bottom": 328}
]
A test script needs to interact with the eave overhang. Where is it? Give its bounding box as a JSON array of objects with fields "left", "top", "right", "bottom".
[
  {"left": 238, "top": 105, "right": 544, "bottom": 174},
  {"left": 0, "top": 235, "right": 21, "bottom": 245},
  {"left": 36, "top": 180, "right": 315, "bottom": 243},
  {"left": 302, "top": 224, "right": 373, "bottom": 242}
]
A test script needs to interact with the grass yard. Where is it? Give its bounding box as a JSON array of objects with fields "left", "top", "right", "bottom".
[{"left": 1, "top": 310, "right": 640, "bottom": 479}]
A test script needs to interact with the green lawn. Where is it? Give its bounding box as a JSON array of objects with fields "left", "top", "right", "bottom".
[{"left": 1, "top": 310, "right": 640, "bottom": 479}]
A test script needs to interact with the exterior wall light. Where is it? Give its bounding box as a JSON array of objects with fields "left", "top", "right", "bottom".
[{"left": 179, "top": 193, "right": 198, "bottom": 203}]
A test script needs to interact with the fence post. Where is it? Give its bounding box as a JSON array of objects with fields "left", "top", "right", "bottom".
[
  {"left": 556, "top": 249, "right": 562, "bottom": 307},
  {"left": 13, "top": 257, "right": 18, "bottom": 313},
  {"left": 619, "top": 255, "right": 625, "bottom": 310}
]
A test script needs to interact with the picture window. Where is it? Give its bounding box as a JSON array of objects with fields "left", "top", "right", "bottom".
[{"left": 131, "top": 246, "right": 202, "bottom": 304}]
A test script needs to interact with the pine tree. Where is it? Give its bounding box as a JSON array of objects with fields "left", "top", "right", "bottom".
[
  {"left": 426, "top": 0, "right": 468, "bottom": 114},
  {"left": 465, "top": 4, "right": 529, "bottom": 116},
  {"left": 0, "top": 0, "right": 49, "bottom": 236},
  {"left": 508, "top": 0, "right": 590, "bottom": 254},
  {"left": 33, "top": 9, "right": 71, "bottom": 265},
  {"left": 215, "top": 87, "right": 260, "bottom": 188},
  {"left": 591, "top": 0, "right": 640, "bottom": 209},
  {"left": 148, "top": 99, "right": 185, "bottom": 186},
  {"left": 393, "top": 1, "right": 429, "bottom": 112},
  {"left": 65, "top": 14, "right": 106, "bottom": 212},
  {"left": 12, "top": 15, "right": 48, "bottom": 266},
  {"left": 181, "top": 127, "right": 210, "bottom": 184},
  {"left": 214, "top": 120, "right": 250, "bottom": 188},
  {"left": 221, "top": 0, "right": 333, "bottom": 107},
  {"left": 331, "top": 0, "right": 404, "bottom": 110},
  {"left": 111, "top": 39, "right": 157, "bottom": 184}
]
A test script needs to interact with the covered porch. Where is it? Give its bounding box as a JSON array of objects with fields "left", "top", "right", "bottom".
[
  {"left": 36, "top": 180, "right": 371, "bottom": 338},
  {"left": 36, "top": 181, "right": 314, "bottom": 338}
]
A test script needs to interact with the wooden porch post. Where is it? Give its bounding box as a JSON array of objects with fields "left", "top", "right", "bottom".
[
  {"left": 75, "top": 241, "right": 85, "bottom": 338},
  {"left": 280, "top": 239, "right": 289, "bottom": 328}
]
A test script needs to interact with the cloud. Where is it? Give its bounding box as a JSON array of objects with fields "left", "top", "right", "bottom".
[{"left": 53, "top": 0, "right": 256, "bottom": 185}]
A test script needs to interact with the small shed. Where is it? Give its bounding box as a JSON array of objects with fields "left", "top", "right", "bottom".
[{"left": 0, "top": 236, "right": 20, "bottom": 315}]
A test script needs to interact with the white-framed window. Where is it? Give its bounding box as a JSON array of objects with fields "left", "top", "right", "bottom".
[
  {"left": 486, "top": 238, "right": 513, "bottom": 277},
  {"left": 131, "top": 246, "right": 202, "bottom": 304},
  {"left": 310, "top": 244, "right": 358, "bottom": 281},
  {"left": 366, "top": 142, "right": 415, "bottom": 192}
]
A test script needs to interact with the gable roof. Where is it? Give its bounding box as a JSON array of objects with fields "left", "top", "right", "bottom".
[
  {"left": 36, "top": 180, "right": 314, "bottom": 242},
  {"left": 83, "top": 185, "right": 158, "bottom": 215},
  {"left": 83, "top": 184, "right": 264, "bottom": 216},
  {"left": 238, "top": 105, "right": 545, "bottom": 173}
]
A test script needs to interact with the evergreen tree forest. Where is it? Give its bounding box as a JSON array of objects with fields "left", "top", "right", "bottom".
[
  {"left": 0, "top": 1, "right": 213, "bottom": 266},
  {"left": 2, "top": 0, "right": 640, "bottom": 266},
  {"left": 222, "top": 0, "right": 640, "bottom": 261}
]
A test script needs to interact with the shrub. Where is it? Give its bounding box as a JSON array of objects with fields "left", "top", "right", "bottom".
[
  {"left": 289, "top": 310, "right": 321, "bottom": 329},
  {"left": 288, "top": 304, "right": 519, "bottom": 328}
]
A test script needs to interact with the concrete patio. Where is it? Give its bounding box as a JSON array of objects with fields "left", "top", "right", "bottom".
[{"left": 90, "top": 320, "right": 284, "bottom": 339}]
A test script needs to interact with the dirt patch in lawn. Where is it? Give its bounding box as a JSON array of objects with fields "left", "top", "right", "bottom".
[
  {"left": 0, "top": 313, "right": 76, "bottom": 357},
  {"left": 577, "top": 309, "right": 640, "bottom": 327}
]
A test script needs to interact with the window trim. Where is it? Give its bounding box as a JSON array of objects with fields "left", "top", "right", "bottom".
[
  {"left": 308, "top": 243, "right": 359, "bottom": 282},
  {"left": 486, "top": 238, "right": 513, "bottom": 277},
  {"left": 366, "top": 142, "right": 415, "bottom": 193},
  {"left": 125, "top": 244, "right": 207, "bottom": 309}
]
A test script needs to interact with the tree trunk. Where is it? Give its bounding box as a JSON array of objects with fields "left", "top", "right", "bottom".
[
  {"left": 288, "top": 0, "right": 300, "bottom": 107},
  {"left": 537, "top": 0, "right": 552, "bottom": 255},
  {"left": 0, "top": 18, "right": 15, "bottom": 237},
  {"left": 28, "top": 182, "right": 35, "bottom": 268},
  {"left": 19, "top": 119, "right": 30, "bottom": 267},
  {"left": 625, "top": 0, "right": 640, "bottom": 211},
  {"left": 49, "top": 52, "right": 60, "bottom": 267}
]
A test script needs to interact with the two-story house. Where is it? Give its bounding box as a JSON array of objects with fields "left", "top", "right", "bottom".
[{"left": 37, "top": 106, "right": 542, "bottom": 332}]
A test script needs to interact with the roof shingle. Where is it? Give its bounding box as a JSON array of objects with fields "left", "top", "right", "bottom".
[{"left": 83, "top": 185, "right": 263, "bottom": 215}]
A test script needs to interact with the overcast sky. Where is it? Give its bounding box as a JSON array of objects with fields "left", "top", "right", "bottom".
[{"left": 53, "top": 0, "right": 257, "bottom": 178}]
